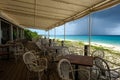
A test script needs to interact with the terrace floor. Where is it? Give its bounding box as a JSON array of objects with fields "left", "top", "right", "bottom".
[
  {"left": 0, "top": 58, "right": 61, "bottom": 80},
  {"left": 0, "top": 57, "right": 96, "bottom": 80}
]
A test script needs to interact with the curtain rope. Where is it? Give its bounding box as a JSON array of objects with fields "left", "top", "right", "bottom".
[
  {"left": 34, "top": 0, "right": 36, "bottom": 27},
  {"left": 54, "top": 28, "right": 56, "bottom": 39},
  {"left": 64, "top": 23, "right": 66, "bottom": 41}
]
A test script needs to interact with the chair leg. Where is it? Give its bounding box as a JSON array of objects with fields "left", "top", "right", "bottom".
[
  {"left": 27, "top": 70, "right": 30, "bottom": 80},
  {"left": 14, "top": 55, "right": 18, "bottom": 63},
  {"left": 38, "top": 72, "right": 41, "bottom": 80}
]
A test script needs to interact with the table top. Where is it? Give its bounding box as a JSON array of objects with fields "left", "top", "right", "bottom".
[{"left": 65, "top": 54, "right": 93, "bottom": 67}]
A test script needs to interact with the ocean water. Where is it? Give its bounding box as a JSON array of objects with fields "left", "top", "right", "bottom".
[{"left": 50, "top": 35, "right": 120, "bottom": 46}]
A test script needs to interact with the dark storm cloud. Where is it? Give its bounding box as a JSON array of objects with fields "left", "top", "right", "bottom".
[
  {"left": 30, "top": 4, "right": 120, "bottom": 35},
  {"left": 93, "top": 4, "right": 120, "bottom": 23},
  {"left": 65, "top": 4, "right": 120, "bottom": 35}
]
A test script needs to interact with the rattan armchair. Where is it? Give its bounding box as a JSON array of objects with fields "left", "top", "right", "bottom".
[
  {"left": 93, "top": 57, "right": 120, "bottom": 80},
  {"left": 57, "top": 59, "right": 90, "bottom": 80},
  {"left": 23, "top": 51, "right": 48, "bottom": 80}
]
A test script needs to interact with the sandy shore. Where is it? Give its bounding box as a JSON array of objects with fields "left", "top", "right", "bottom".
[
  {"left": 91, "top": 42, "right": 120, "bottom": 52},
  {"left": 52, "top": 38, "right": 120, "bottom": 52}
]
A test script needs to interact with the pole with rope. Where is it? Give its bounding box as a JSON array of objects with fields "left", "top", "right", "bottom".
[
  {"left": 61, "top": 23, "right": 66, "bottom": 46},
  {"left": 34, "top": 0, "right": 36, "bottom": 28},
  {"left": 88, "top": 9, "right": 92, "bottom": 56},
  {"left": 48, "top": 29, "right": 49, "bottom": 39},
  {"left": 84, "top": 9, "right": 92, "bottom": 56},
  {"left": 64, "top": 23, "right": 66, "bottom": 41},
  {"left": 54, "top": 27, "right": 56, "bottom": 39},
  {"left": 33, "top": 0, "right": 36, "bottom": 40}
]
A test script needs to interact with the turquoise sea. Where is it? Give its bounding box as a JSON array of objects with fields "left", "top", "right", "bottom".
[{"left": 50, "top": 35, "right": 120, "bottom": 46}]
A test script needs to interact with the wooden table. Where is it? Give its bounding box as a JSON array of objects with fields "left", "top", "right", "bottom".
[
  {"left": 64, "top": 54, "right": 93, "bottom": 80},
  {"left": 65, "top": 54, "right": 93, "bottom": 66}
]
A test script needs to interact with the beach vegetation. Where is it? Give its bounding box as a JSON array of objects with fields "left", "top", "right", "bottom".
[
  {"left": 55, "top": 39, "right": 120, "bottom": 68},
  {"left": 78, "top": 42, "right": 84, "bottom": 45},
  {"left": 24, "top": 29, "right": 41, "bottom": 40}
]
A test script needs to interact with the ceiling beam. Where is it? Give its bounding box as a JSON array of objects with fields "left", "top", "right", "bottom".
[
  {"left": 2, "top": 7, "right": 67, "bottom": 18},
  {"left": 52, "top": 0, "right": 88, "bottom": 7},
  {"left": 12, "top": 0, "right": 77, "bottom": 12},
  {"left": 1, "top": 8, "right": 63, "bottom": 21},
  {"left": 0, "top": 2, "right": 71, "bottom": 16},
  {"left": 1, "top": 7, "right": 66, "bottom": 20},
  {"left": 20, "top": 24, "right": 48, "bottom": 30}
]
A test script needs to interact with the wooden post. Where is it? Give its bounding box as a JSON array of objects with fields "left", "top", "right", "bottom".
[{"left": 84, "top": 45, "right": 89, "bottom": 56}]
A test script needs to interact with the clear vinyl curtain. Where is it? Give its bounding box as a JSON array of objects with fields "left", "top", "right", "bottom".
[
  {"left": 64, "top": 23, "right": 66, "bottom": 41},
  {"left": 88, "top": 12, "right": 92, "bottom": 55}
]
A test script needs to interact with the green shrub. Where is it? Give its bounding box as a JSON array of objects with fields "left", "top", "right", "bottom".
[{"left": 24, "top": 29, "right": 41, "bottom": 41}]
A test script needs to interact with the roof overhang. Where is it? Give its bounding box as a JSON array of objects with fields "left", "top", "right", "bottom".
[{"left": 0, "top": 0, "right": 120, "bottom": 30}]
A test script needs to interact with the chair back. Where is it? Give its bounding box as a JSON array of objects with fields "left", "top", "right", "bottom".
[
  {"left": 92, "top": 50, "right": 104, "bottom": 58},
  {"left": 57, "top": 59, "right": 74, "bottom": 80},
  {"left": 36, "top": 41, "right": 42, "bottom": 49},
  {"left": 57, "top": 48, "right": 70, "bottom": 57},
  {"left": 62, "top": 48, "right": 70, "bottom": 55},
  {"left": 23, "top": 51, "right": 37, "bottom": 71},
  {"left": 94, "top": 57, "right": 111, "bottom": 80},
  {"left": 16, "top": 43, "right": 24, "bottom": 53}
]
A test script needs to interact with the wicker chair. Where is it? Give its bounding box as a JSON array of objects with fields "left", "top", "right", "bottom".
[
  {"left": 23, "top": 51, "right": 47, "bottom": 80},
  {"left": 57, "top": 59, "right": 90, "bottom": 80},
  {"left": 14, "top": 43, "right": 24, "bottom": 61},
  {"left": 7, "top": 41, "right": 24, "bottom": 62},
  {"left": 58, "top": 47, "right": 70, "bottom": 56},
  {"left": 94, "top": 57, "right": 120, "bottom": 80},
  {"left": 92, "top": 50, "right": 105, "bottom": 58}
]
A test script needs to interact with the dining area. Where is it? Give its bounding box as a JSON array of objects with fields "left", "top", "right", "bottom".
[
  {"left": 0, "top": 38, "right": 120, "bottom": 80},
  {"left": 24, "top": 37, "right": 120, "bottom": 80},
  {"left": 22, "top": 40, "right": 93, "bottom": 80}
]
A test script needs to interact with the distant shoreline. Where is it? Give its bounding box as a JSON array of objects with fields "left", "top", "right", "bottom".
[
  {"left": 50, "top": 37, "right": 120, "bottom": 52},
  {"left": 91, "top": 42, "right": 120, "bottom": 52}
]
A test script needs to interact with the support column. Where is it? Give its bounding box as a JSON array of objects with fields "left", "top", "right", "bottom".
[
  {"left": 88, "top": 13, "right": 92, "bottom": 56},
  {"left": 16, "top": 27, "right": 19, "bottom": 39},
  {"left": 21, "top": 29, "right": 23, "bottom": 39},
  {"left": 0, "top": 19, "right": 1, "bottom": 44},
  {"left": 22, "top": 29, "right": 24, "bottom": 39},
  {"left": 20, "top": 29, "right": 22, "bottom": 39},
  {"left": 19, "top": 28, "right": 21, "bottom": 39},
  {"left": 54, "top": 28, "right": 56, "bottom": 39},
  {"left": 64, "top": 23, "right": 66, "bottom": 41},
  {"left": 48, "top": 30, "right": 49, "bottom": 39},
  {"left": 45, "top": 30, "right": 47, "bottom": 38},
  {"left": 10, "top": 24, "right": 13, "bottom": 41}
]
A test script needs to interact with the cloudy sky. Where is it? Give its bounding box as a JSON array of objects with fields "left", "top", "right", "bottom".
[{"left": 29, "top": 4, "right": 120, "bottom": 35}]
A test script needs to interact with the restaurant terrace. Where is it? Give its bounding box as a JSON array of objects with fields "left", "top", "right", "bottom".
[{"left": 0, "top": 0, "right": 120, "bottom": 80}]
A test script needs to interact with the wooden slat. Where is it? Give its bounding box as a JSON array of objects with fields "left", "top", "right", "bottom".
[
  {"left": 0, "top": 59, "right": 61, "bottom": 80},
  {"left": 0, "top": 60, "right": 27, "bottom": 80}
]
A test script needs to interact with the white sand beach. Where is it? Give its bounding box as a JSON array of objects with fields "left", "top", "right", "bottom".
[
  {"left": 52, "top": 38, "right": 120, "bottom": 52},
  {"left": 91, "top": 42, "right": 120, "bottom": 52}
]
